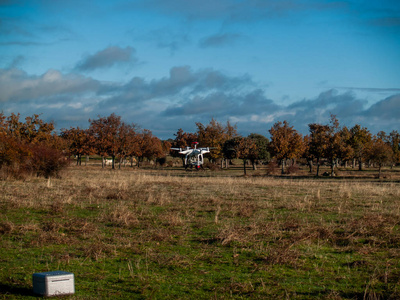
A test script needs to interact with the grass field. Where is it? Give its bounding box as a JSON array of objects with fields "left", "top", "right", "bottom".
[{"left": 1, "top": 163, "right": 400, "bottom": 299}]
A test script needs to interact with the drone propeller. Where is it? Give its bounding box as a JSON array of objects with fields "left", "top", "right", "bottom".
[
  {"left": 179, "top": 150, "right": 193, "bottom": 154},
  {"left": 171, "top": 144, "right": 212, "bottom": 155}
]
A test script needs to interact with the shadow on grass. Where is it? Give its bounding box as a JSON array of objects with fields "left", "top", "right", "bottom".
[{"left": 0, "top": 283, "right": 34, "bottom": 297}]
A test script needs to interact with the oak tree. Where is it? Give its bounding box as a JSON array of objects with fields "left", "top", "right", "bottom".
[
  {"left": 89, "top": 113, "right": 123, "bottom": 169},
  {"left": 247, "top": 133, "right": 270, "bottom": 170},
  {"left": 136, "top": 129, "right": 164, "bottom": 167},
  {"left": 368, "top": 136, "right": 393, "bottom": 178},
  {"left": 388, "top": 130, "right": 400, "bottom": 166},
  {"left": 350, "top": 124, "right": 372, "bottom": 171},
  {"left": 269, "top": 121, "right": 304, "bottom": 174},
  {"left": 308, "top": 123, "right": 330, "bottom": 176},
  {"left": 223, "top": 136, "right": 257, "bottom": 175},
  {"left": 60, "top": 127, "right": 94, "bottom": 165},
  {"left": 0, "top": 113, "right": 68, "bottom": 178},
  {"left": 196, "top": 119, "right": 238, "bottom": 166}
]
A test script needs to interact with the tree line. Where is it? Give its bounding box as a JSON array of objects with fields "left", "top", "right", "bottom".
[
  {"left": 1, "top": 112, "right": 399, "bottom": 178},
  {"left": 170, "top": 115, "right": 399, "bottom": 177},
  {"left": 60, "top": 113, "right": 169, "bottom": 169}
]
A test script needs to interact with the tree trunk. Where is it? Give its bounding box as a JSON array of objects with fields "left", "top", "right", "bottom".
[
  {"left": 358, "top": 158, "right": 362, "bottom": 171},
  {"left": 352, "top": 158, "right": 356, "bottom": 168},
  {"left": 281, "top": 159, "right": 285, "bottom": 175},
  {"left": 316, "top": 157, "right": 320, "bottom": 176},
  {"left": 243, "top": 159, "right": 247, "bottom": 175},
  {"left": 102, "top": 157, "right": 105, "bottom": 168},
  {"left": 331, "top": 158, "right": 335, "bottom": 176},
  {"left": 112, "top": 156, "right": 115, "bottom": 169},
  {"left": 308, "top": 159, "right": 313, "bottom": 173}
]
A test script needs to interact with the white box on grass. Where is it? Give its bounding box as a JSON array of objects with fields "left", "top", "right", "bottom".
[{"left": 32, "top": 271, "right": 75, "bottom": 297}]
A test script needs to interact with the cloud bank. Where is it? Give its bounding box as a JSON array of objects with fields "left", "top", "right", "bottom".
[{"left": 0, "top": 65, "right": 398, "bottom": 139}]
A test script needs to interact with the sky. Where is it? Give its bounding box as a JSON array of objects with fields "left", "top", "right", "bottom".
[{"left": 0, "top": 0, "right": 399, "bottom": 140}]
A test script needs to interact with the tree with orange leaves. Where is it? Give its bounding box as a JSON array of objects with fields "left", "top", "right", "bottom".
[
  {"left": 0, "top": 113, "right": 68, "bottom": 178},
  {"left": 115, "top": 122, "right": 139, "bottom": 168},
  {"left": 350, "top": 124, "right": 372, "bottom": 171},
  {"left": 89, "top": 113, "right": 124, "bottom": 169},
  {"left": 196, "top": 118, "right": 238, "bottom": 165},
  {"left": 308, "top": 115, "right": 353, "bottom": 176},
  {"left": 60, "top": 127, "right": 95, "bottom": 165},
  {"left": 172, "top": 128, "right": 198, "bottom": 148},
  {"left": 337, "top": 126, "right": 354, "bottom": 168},
  {"left": 269, "top": 120, "right": 304, "bottom": 174},
  {"left": 388, "top": 130, "right": 400, "bottom": 166},
  {"left": 5, "top": 113, "right": 55, "bottom": 144},
  {"left": 136, "top": 129, "right": 164, "bottom": 167},
  {"left": 368, "top": 136, "right": 393, "bottom": 178},
  {"left": 308, "top": 123, "right": 330, "bottom": 176}
]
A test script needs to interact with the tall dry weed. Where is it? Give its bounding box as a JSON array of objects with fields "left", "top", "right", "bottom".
[
  {"left": 84, "top": 240, "right": 116, "bottom": 261},
  {"left": 159, "top": 211, "right": 185, "bottom": 227},
  {"left": 100, "top": 203, "right": 139, "bottom": 228}
]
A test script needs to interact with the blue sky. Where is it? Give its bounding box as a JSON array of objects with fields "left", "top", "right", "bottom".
[{"left": 1, "top": 0, "right": 399, "bottom": 139}]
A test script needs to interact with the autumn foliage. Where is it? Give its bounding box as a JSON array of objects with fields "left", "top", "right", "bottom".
[
  {"left": 0, "top": 113, "right": 68, "bottom": 179},
  {"left": 60, "top": 127, "right": 94, "bottom": 165},
  {"left": 196, "top": 118, "right": 238, "bottom": 162},
  {"left": 61, "top": 114, "right": 167, "bottom": 169},
  {"left": 269, "top": 121, "right": 304, "bottom": 174}
]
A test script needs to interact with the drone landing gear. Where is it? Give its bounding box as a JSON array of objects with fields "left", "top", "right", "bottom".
[{"left": 184, "top": 164, "right": 202, "bottom": 171}]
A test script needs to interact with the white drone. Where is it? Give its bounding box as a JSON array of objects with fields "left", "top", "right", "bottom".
[{"left": 171, "top": 142, "right": 211, "bottom": 170}]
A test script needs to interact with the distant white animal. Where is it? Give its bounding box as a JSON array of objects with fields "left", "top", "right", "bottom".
[{"left": 104, "top": 158, "right": 112, "bottom": 166}]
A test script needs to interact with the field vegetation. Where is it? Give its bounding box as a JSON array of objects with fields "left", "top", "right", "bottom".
[{"left": 1, "top": 163, "right": 400, "bottom": 299}]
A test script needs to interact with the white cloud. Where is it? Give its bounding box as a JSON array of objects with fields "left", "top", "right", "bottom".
[{"left": 0, "top": 68, "right": 101, "bottom": 103}]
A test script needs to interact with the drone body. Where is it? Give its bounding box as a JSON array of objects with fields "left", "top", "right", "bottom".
[{"left": 171, "top": 142, "right": 211, "bottom": 170}]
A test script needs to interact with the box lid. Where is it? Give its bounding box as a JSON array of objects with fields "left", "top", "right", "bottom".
[{"left": 33, "top": 271, "right": 73, "bottom": 279}]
